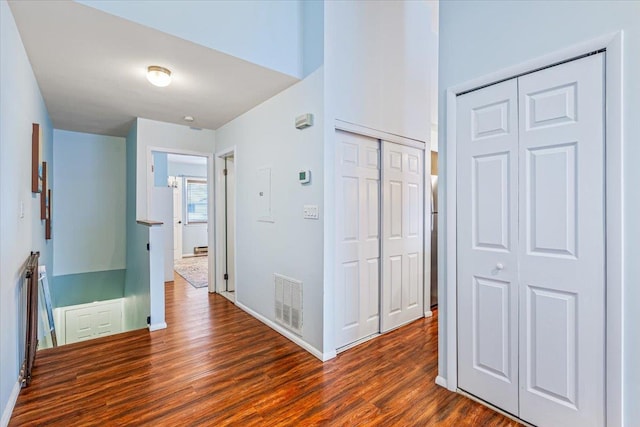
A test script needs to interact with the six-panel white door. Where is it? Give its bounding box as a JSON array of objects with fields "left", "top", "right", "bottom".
[
  {"left": 334, "top": 130, "right": 381, "bottom": 348},
  {"left": 381, "top": 141, "right": 424, "bottom": 332},
  {"left": 456, "top": 78, "right": 520, "bottom": 414},
  {"left": 517, "top": 53, "right": 605, "bottom": 427},
  {"left": 457, "top": 53, "right": 605, "bottom": 426}
]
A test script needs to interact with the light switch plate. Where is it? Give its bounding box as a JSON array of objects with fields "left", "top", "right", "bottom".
[{"left": 303, "top": 204, "right": 319, "bottom": 220}]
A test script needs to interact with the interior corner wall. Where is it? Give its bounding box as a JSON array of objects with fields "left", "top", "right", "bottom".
[
  {"left": 51, "top": 130, "right": 126, "bottom": 308},
  {"left": 324, "top": 0, "right": 434, "bottom": 142},
  {"left": 215, "top": 68, "right": 325, "bottom": 354},
  {"left": 77, "top": 0, "right": 303, "bottom": 78},
  {"left": 135, "top": 118, "right": 215, "bottom": 220},
  {"left": 0, "top": 0, "right": 53, "bottom": 420},
  {"left": 438, "top": 1, "right": 640, "bottom": 424},
  {"left": 123, "top": 119, "right": 149, "bottom": 331}
]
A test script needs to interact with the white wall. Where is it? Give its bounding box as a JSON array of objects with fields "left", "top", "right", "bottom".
[
  {"left": 136, "top": 118, "right": 215, "bottom": 220},
  {"left": 438, "top": 1, "right": 640, "bottom": 424},
  {"left": 324, "top": 0, "right": 435, "bottom": 142},
  {"left": 0, "top": 0, "right": 53, "bottom": 421},
  {"left": 52, "top": 130, "right": 126, "bottom": 275},
  {"left": 77, "top": 0, "right": 304, "bottom": 78},
  {"left": 215, "top": 68, "right": 325, "bottom": 354}
]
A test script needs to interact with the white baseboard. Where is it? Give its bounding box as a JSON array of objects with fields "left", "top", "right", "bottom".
[
  {"left": 235, "top": 301, "right": 331, "bottom": 361},
  {"left": 435, "top": 375, "right": 448, "bottom": 389},
  {"left": 1, "top": 381, "right": 21, "bottom": 427},
  {"left": 148, "top": 322, "right": 167, "bottom": 332},
  {"left": 424, "top": 310, "right": 434, "bottom": 318}
]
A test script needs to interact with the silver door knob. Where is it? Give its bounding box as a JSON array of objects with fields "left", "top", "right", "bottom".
[{"left": 496, "top": 263, "right": 504, "bottom": 270}]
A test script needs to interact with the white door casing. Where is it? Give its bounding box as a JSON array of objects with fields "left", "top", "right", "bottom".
[
  {"left": 381, "top": 141, "right": 424, "bottom": 332},
  {"left": 173, "top": 178, "right": 183, "bottom": 260},
  {"left": 456, "top": 53, "right": 605, "bottom": 426},
  {"left": 334, "top": 130, "right": 381, "bottom": 348},
  {"left": 226, "top": 157, "right": 236, "bottom": 292},
  {"left": 517, "top": 53, "right": 605, "bottom": 427},
  {"left": 456, "top": 78, "right": 519, "bottom": 414}
]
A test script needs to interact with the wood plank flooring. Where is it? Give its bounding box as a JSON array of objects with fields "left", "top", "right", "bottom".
[{"left": 10, "top": 275, "right": 521, "bottom": 426}]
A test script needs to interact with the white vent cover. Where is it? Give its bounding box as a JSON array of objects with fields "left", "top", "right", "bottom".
[{"left": 274, "top": 274, "right": 303, "bottom": 336}]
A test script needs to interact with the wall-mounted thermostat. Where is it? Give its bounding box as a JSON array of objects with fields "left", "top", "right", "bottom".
[
  {"left": 299, "top": 170, "right": 311, "bottom": 184},
  {"left": 295, "top": 113, "right": 314, "bottom": 130}
]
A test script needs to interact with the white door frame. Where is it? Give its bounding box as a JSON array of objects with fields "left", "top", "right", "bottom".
[
  {"left": 440, "top": 32, "right": 624, "bottom": 426},
  {"left": 333, "top": 121, "right": 432, "bottom": 351},
  {"left": 214, "top": 146, "right": 237, "bottom": 298},
  {"left": 146, "top": 146, "right": 215, "bottom": 293}
]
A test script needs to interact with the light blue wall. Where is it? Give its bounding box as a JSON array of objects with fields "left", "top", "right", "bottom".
[
  {"left": 302, "top": 0, "right": 324, "bottom": 77},
  {"left": 52, "top": 130, "right": 126, "bottom": 274},
  {"left": 0, "top": 0, "right": 53, "bottom": 419},
  {"left": 439, "top": 1, "right": 640, "bottom": 424},
  {"left": 52, "top": 130, "right": 126, "bottom": 309},
  {"left": 51, "top": 270, "right": 125, "bottom": 308},
  {"left": 215, "top": 68, "right": 325, "bottom": 353},
  {"left": 152, "top": 151, "right": 168, "bottom": 187},
  {"left": 123, "top": 120, "right": 149, "bottom": 330},
  {"left": 77, "top": 0, "right": 304, "bottom": 78}
]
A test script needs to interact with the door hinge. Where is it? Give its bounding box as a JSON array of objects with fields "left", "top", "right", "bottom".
[
  {"left": 147, "top": 316, "right": 151, "bottom": 325},
  {"left": 223, "top": 168, "right": 228, "bottom": 176},
  {"left": 224, "top": 273, "right": 229, "bottom": 280},
  {"left": 146, "top": 243, "right": 150, "bottom": 251},
  {"left": 151, "top": 165, "right": 154, "bottom": 172}
]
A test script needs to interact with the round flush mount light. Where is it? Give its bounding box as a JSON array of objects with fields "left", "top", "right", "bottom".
[
  {"left": 146, "top": 65, "right": 172, "bottom": 87},
  {"left": 183, "top": 116, "right": 194, "bottom": 123}
]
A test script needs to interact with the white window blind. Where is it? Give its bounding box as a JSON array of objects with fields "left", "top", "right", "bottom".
[{"left": 186, "top": 179, "right": 207, "bottom": 223}]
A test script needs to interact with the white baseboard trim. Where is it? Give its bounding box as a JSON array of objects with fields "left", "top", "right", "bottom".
[
  {"left": 148, "top": 322, "right": 167, "bottom": 332},
  {"left": 235, "top": 301, "right": 330, "bottom": 362},
  {"left": 1, "top": 381, "right": 21, "bottom": 427},
  {"left": 424, "top": 310, "right": 434, "bottom": 318},
  {"left": 435, "top": 375, "right": 448, "bottom": 389}
]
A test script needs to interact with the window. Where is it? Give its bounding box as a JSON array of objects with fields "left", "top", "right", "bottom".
[{"left": 186, "top": 179, "right": 207, "bottom": 223}]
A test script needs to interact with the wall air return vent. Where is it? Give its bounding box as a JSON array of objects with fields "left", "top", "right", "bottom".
[{"left": 274, "top": 274, "right": 303, "bottom": 336}]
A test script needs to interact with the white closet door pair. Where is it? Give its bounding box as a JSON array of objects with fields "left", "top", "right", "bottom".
[{"left": 457, "top": 53, "right": 605, "bottom": 427}]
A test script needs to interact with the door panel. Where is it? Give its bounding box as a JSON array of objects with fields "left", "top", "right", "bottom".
[
  {"left": 381, "top": 141, "right": 424, "bottom": 332},
  {"left": 173, "top": 179, "right": 182, "bottom": 260},
  {"left": 518, "top": 53, "right": 605, "bottom": 427},
  {"left": 335, "top": 130, "right": 380, "bottom": 348},
  {"left": 457, "top": 78, "right": 519, "bottom": 415}
]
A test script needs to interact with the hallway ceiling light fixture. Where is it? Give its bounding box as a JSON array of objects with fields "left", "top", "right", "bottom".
[
  {"left": 146, "top": 65, "right": 172, "bottom": 87},
  {"left": 183, "top": 115, "right": 194, "bottom": 122}
]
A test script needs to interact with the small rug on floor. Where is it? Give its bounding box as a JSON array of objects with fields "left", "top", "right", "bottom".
[{"left": 174, "top": 256, "right": 208, "bottom": 288}]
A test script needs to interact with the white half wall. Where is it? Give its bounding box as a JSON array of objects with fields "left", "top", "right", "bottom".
[
  {"left": 439, "top": 1, "right": 640, "bottom": 424},
  {"left": 52, "top": 130, "right": 126, "bottom": 276},
  {"left": 215, "top": 68, "right": 325, "bottom": 354}
]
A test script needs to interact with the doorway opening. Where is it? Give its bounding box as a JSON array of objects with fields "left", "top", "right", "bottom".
[
  {"left": 149, "top": 149, "right": 214, "bottom": 294},
  {"left": 215, "top": 148, "right": 236, "bottom": 303}
]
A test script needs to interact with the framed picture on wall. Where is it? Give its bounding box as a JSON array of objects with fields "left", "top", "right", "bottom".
[
  {"left": 45, "top": 189, "right": 52, "bottom": 240},
  {"left": 40, "top": 162, "right": 47, "bottom": 220},
  {"left": 32, "top": 123, "right": 43, "bottom": 193}
]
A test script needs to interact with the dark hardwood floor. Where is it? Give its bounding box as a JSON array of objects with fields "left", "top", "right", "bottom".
[{"left": 10, "top": 275, "right": 520, "bottom": 426}]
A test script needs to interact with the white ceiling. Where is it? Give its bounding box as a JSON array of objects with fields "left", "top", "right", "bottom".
[
  {"left": 8, "top": 0, "right": 299, "bottom": 136},
  {"left": 167, "top": 153, "right": 206, "bottom": 166}
]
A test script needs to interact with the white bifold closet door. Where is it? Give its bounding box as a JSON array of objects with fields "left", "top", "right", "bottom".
[
  {"left": 457, "top": 53, "right": 605, "bottom": 427},
  {"left": 381, "top": 142, "right": 424, "bottom": 332},
  {"left": 335, "top": 130, "right": 381, "bottom": 348}
]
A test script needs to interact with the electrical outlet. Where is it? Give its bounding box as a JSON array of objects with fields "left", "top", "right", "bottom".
[{"left": 303, "top": 205, "right": 319, "bottom": 220}]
